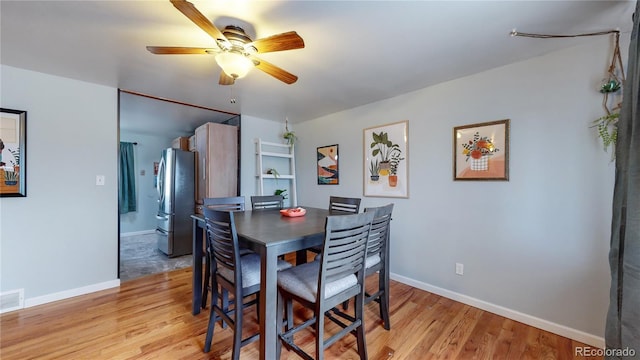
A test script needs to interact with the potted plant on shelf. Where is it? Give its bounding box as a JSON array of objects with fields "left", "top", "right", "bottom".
[
  {"left": 266, "top": 168, "right": 280, "bottom": 178},
  {"left": 274, "top": 189, "right": 288, "bottom": 199}
]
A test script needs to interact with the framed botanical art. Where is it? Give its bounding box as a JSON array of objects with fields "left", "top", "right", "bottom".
[
  {"left": 363, "top": 120, "right": 408, "bottom": 198},
  {"left": 453, "top": 119, "right": 509, "bottom": 181},
  {"left": 0, "top": 108, "right": 27, "bottom": 197},
  {"left": 317, "top": 144, "right": 339, "bottom": 184}
]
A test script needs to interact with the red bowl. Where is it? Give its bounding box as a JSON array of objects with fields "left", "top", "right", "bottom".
[{"left": 280, "top": 207, "right": 307, "bottom": 217}]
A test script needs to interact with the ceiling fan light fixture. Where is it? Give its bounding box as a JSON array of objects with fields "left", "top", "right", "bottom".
[{"left": 215, "top": 52, "right": 253, "bottom": 79}]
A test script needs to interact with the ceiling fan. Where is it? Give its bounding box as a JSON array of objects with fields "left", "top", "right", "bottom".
[{"left": 147, "top": 0, "right": 305, "bottom": 85}]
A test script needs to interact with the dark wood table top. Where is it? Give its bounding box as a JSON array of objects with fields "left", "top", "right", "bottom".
[{"left": 192, "top": 206, "right": 330, "bottom": 254}]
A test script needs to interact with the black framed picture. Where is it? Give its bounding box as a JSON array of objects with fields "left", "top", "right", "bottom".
[
  {"left": 317, "top": 144, "right": 339, "bottom": 185},
  {"left": 0, "top": 108, "right": 27, "bottom": 197}
]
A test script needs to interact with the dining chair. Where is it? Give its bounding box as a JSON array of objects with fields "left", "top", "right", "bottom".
[
  {"left": 202, "top": 208, "right": 292, "bottom": 358},
  {"left": 202, "top": 196, "right": 248, "bottom": 310},
  {"left": 343, "top": 203, "right": 394, "bottom": 330},
  {"left": 276, "top": 211, "right": 375, "bottom": 360},
  {"left": 250, "top": 194, "right": 284, "bottom": 211},
  {"left": 328, "top": 196, "right": 361, "bottom": 214},
  {"left": 303, "top": 196, "right": 364, "bottom": 263}
]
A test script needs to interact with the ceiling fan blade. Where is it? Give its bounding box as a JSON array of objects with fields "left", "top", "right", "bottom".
[
  {"left": 248, "top": 31, "right": 305, "bottom": 53},
  {"left": 249, "top": 55, "right": 298, "bottom": 84},
  {"left": 219, "top": 71, "right": 235, "bottom": 86},
  {"left": 170, "top": 0, "right": 226, "bottom": 41},
  {"left": 146, "top": 46, "right": 215, "bottom": 55}
]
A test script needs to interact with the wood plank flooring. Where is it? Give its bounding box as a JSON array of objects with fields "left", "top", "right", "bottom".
[{"left": 0, "top": 267, "right": 600, "bottom": 359}]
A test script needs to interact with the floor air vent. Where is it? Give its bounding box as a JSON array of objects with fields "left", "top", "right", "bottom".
[{"left": 0, "top": 289, "right": 24, "bottom": 313}]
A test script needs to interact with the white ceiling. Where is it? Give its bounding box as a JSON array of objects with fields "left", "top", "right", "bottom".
[{"left": 0, "top": 0, "right": 635, "bottom": 135}]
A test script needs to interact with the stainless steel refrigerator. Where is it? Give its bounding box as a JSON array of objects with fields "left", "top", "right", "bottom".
[{"left": 156, "top": 148, "right": 195, "bottom": 257}]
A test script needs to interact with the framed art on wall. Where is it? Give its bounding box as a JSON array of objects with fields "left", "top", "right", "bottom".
[
  {"left": 0, "top": 108, "right": 27, "bottom": 197},
  {"left": 317, "top": 144, "right": 339, "bottom": 184},
  {"left": 363, "top": 120, "right": 408, "bottom": 198},
  {"left": 453, "top": 119, "right": 509, "bottom": 181}
]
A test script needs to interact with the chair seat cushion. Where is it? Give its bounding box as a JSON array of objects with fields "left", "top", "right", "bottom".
[
  {"left": 277, "top": 261, "right": 357, "bottom": 303},
  {"left": 218, "top": 253, "right": 292, "bottom": 289}
]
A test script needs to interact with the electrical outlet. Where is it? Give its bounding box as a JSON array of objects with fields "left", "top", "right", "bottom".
[
  {"left": 455, "top": 263, "right": 464, "bottom": 276},
  {"left": 96, "top": 175, "right": 105, "bottom": 186}
]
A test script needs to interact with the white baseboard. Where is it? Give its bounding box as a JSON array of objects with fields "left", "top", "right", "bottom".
[
  {"left": 24, "top": 279, "right": 120, "bottom": 309},
  {"left": 120, "top": 229, "right": 156, "bottom": 237},
  {"left": 390, "top": 273, "right": 605, "bottom": 348}
]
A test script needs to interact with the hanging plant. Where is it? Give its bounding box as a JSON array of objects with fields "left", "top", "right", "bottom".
[
  {"left": 592, "top": 112, "right": 619, "bottom": 160},
  {"left": 282, "top": 117, "right": 297, "bottom": 145},
  {"left": 593, "top": 31, "right": 624, "bottom": 161}
]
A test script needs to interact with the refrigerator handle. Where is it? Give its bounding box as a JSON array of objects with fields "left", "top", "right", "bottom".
[{"left": 157, "top": 156, "right": 165, "bottom": 202}]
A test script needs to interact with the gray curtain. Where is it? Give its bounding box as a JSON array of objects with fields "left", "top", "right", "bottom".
[
  {"left": 119, "top": 142, "right": 137, "bottom": 214},
  {"left": 606, "top": 2, "right": 640, "bottom": 358}
]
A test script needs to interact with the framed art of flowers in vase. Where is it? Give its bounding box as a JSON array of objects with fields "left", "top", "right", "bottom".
[{"left": 453, "top": 119, "right": 509, "bottom": 181}]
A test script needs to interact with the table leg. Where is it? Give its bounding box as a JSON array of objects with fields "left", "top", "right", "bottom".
[
  {"left": 192, "top": 218, "right": 203, "bottom": 315},
  {"left": 295, "top": 249, "right": 308, "bottom": 265},
  {"left": 259, "top": 248, "right": 278, "bottom": 360}
]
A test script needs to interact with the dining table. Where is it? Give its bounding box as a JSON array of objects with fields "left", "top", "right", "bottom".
[{"left": 191, "top": 206, "right": 330, "bottom": 360}]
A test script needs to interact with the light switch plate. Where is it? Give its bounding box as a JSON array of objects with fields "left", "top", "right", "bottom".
[{"left": 96, "top": 175, "right": 105, "bottom": 186}]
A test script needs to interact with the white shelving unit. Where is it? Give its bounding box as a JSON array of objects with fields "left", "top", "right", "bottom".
[{"left": 255, "top": 138, "right": 297, "bottom": 207}]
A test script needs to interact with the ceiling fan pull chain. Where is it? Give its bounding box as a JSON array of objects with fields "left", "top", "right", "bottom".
[{"left": 229, "top": 86, "right": 236, "bottom": 104}]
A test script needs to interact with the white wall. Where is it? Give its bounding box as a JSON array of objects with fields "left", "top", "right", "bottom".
[
  {"left": 0, "top": 34, "right": 625, "bottom": 345},
  {"left": 0, "top": 65, "right": 119, "bottom": 304},
  {"left": 294, "top": 36, "right": 626, "bottom": 346},
  {"left": 119, "top": 132, "right": 173, "bottom": 234}
]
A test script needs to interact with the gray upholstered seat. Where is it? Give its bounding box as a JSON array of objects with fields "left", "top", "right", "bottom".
[
  {"left": 277, "top": 261, "right": 357, "bottom": 303},
  {"left": 276, "top": 211, "right": 375, "bottom": 360},
  {"left": 218, "top": 252, "right": 291, "bottom": 289}
]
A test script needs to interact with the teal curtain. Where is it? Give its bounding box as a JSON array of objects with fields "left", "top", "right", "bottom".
[
  {"left": 606, "top": 2, "right": 639, "bottom": 357},
  {"left": 119, "top": 142, "right": 137, "bottom": 214}
]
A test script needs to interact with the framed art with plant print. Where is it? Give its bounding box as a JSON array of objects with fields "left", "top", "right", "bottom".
[
  {"left": 363, "top": 120, "right": 408, "bottom": 198},
  {"left": 317, "top": 144, "right": 339, "bottom": 184},
  {"left": 0, "top": 108, "right": 27, "bottom": 197},
  {"left": 453, "top": 119, "right": 509, "bottom": 181}
]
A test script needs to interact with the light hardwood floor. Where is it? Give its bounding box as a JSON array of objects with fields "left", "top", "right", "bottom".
[{"left": 0, "top": 267, "right": 600, "bottom": 359}]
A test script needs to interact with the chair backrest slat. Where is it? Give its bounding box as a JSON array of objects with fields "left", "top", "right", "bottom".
[
  {"left": 251, "top": 195, "right": 284, "bottom": 210},
  {"left": 204, "top": 196, "right": 245, "bottom": 211},
  {"left": 329, "top": 196, "right": 361, "bottom": 214},
  {"left": 364, "top": 204, "right": 394, "bottom": 259},
  {"left": 320, "top": 212, "right": 374, "bottom": 287},
  {"left": 204, "top": 208, "right": 241, "bottom": 286}
]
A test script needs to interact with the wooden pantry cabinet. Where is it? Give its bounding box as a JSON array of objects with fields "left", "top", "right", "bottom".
[
  {"left": 171, "top": 136, "right": 189, "bottom": 151},
  {"left": 194, "top": 122, "right": 238, "bottom": 213}
]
